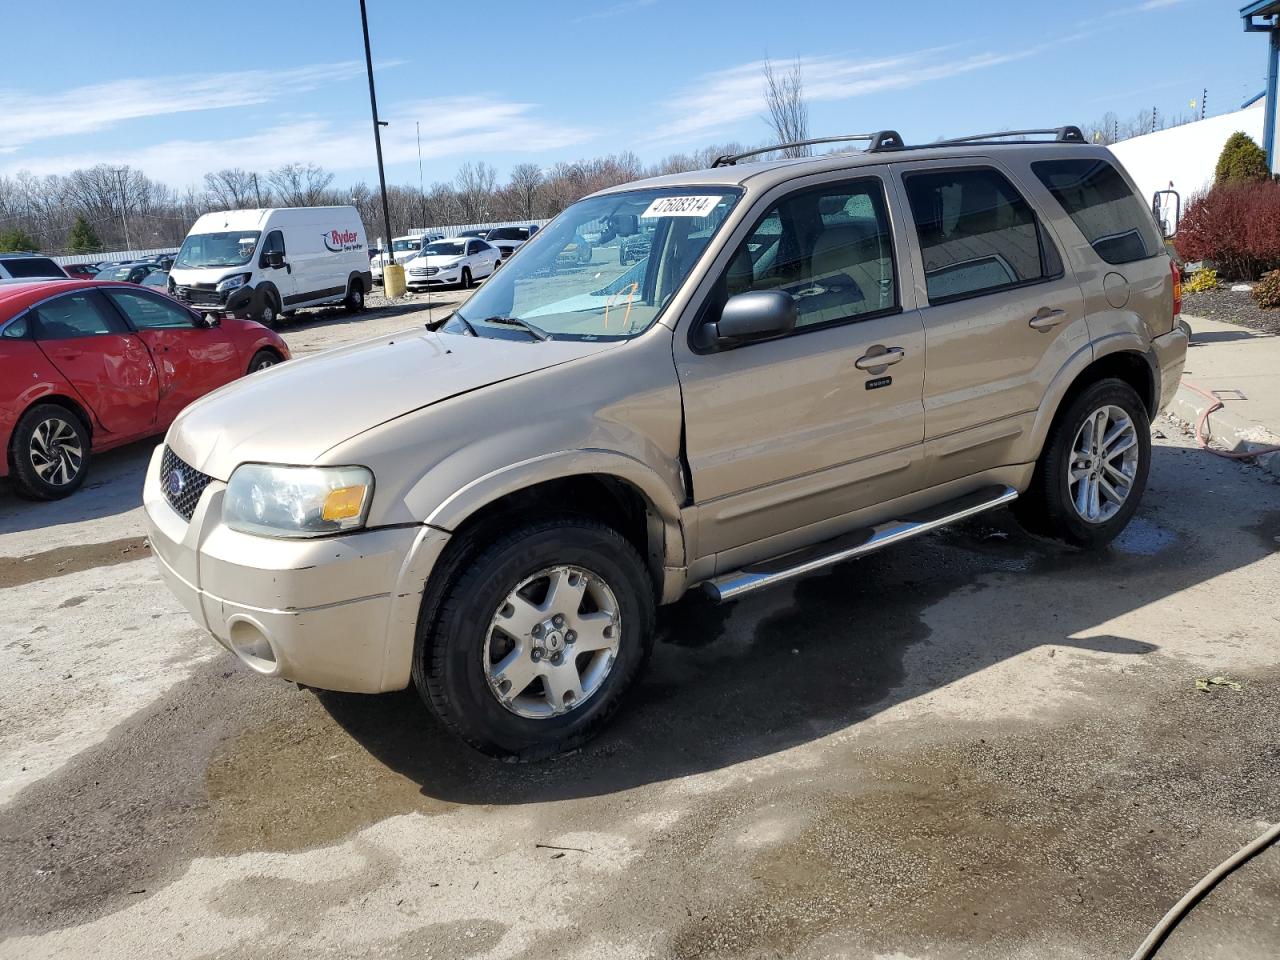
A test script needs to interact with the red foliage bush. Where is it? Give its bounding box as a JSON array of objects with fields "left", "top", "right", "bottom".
[{"left": 1175, "top": 181, "right": 1280, "bottom": 281}]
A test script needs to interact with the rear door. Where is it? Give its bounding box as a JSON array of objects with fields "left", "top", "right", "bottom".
[
  {"left": 103, "top": 288, "right": 243, "bottom": 425},
  {"left": 890, "top": 159, "right": 1087, "bottom": 485},
  {"left": 31, "top": 289, "right": 159, "bottom": 435}
]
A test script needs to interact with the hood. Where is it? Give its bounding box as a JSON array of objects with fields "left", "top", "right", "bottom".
[
  {"left": 167, "top": 329, "right": 616, "bottom": 479},
  {"left": 411, "top": 254, "right": 468, "bottom": 268},
  {"left": 169, "top": 264, "right": 248, "bottom": 286}
]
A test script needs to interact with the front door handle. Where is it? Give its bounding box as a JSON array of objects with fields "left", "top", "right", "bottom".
[
  {"left": 855, "top": 346, "right": 905, "bottom": 370},
  {"left": 1029, "top": 308, "right": 1068, "bottom": 330}
]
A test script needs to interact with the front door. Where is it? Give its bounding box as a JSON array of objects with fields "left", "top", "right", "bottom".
[
  {"left": 31, "top": 289, "right": 158, "bottom": 436},
  {"left": 102, "top": 288, "right": 243, "bottom": 425},
  {"left": 676, "top": 173, "right": 927, "bottom": 563},
  {"left": 891, "top": 159, "right": 1088, "bottom": 484},
  {"left": 258, "top": 229, "right": 295, "bottom": 305}
]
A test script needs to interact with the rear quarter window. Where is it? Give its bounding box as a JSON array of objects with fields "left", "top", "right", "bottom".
[
  {"left": 1031, "top": 158, "right": 1161, "bottom": 265},
  {"left": 1, "top": 257, "right": 65, "bottom": 279}
]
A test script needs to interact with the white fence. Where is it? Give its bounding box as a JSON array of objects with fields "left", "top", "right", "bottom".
[{"left": 48, "top": 218, "right": 555, "bottom": 266}]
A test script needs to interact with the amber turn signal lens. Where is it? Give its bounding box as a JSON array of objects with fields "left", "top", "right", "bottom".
[{"left": 321, "top": 485, "right": 367, "bottom": 521}]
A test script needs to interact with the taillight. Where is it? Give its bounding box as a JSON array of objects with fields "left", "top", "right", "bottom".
[{"left": 1171, "top": 260, "right": 1182, "bottom": 322}]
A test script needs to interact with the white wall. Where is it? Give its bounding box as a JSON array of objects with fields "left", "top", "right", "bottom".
[{"left": 1110, "top": 102, "right": 1266, "bottom": 206}]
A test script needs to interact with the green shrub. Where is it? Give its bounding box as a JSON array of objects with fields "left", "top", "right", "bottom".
[
  {"left": 66, "top": 216, "right": 102, "bottom": 254},
  {"left": 1185, "top": 268, "right": 1218, "bottom": 294},
  {"left": 0, "top": 228, "right": 38, "bottom": 253},
  {"left": 1215, "top": 132, "right": 1271, "bottom": 186},
  {"left": 1254, "top": 270, "right": 1280, "bottom": 309}
]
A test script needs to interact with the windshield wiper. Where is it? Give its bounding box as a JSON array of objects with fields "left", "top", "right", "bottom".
[{"left": 479, "top": 315, "right": 552, "bottom": 341}]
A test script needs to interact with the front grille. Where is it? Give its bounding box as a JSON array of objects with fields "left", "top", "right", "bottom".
[
  {"left": 160, "top": 446, "right": 213, "bottom": 521},
  {"left": 175, "top": 284, "right": 226, "bottom": 307}
]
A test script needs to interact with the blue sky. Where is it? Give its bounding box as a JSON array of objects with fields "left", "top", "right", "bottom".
[{"left": 0, "top": 0, "right": 1269, "bottom": 190}]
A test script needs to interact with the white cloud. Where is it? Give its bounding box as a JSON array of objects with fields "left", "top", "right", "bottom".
[
  {"left": 645, "top": 46, "right": 1039, "bottom": 145},
  {"left": 1, "top": 98, "right": 591, "bottom": 187},
  {"left": 0, "top": 61, "right": 386, "bottom": 150},
  {"left": 572, "top": 0, "right": 657, "bottom": 24}
]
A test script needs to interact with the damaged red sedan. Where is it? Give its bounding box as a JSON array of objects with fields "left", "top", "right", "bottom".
[{"left": 0, "top": 279, "right": 289, "bottom": 499}]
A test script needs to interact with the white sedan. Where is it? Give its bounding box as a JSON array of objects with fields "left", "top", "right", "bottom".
[{"left": 405, "top": 237, "right": 500, "bottom": 289}]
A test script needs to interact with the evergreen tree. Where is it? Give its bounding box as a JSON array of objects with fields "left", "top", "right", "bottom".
[
  {"left": 1215, "top": 132, "right": 1271, "bottom": 186},
  {"left": 0, "top": 228, "right": 39, "bottom": 252},
  {"left": 66, "top": 216, "right": 102, "bottom": 254}
]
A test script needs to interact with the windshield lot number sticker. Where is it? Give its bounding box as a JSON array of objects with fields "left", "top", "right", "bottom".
[{"left": 640, "top": 196, "right": 721, "bottom": 218}]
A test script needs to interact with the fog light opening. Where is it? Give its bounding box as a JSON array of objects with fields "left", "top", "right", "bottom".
[{"left": 228, "top": 618, "right": 279, "bottom": 674}]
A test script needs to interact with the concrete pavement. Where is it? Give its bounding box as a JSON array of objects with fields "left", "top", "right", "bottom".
[{"left": 1173, "top": 315, "right": 1280, "bottom": 476}]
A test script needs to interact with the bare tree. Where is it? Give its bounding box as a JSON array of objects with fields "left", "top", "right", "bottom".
[
  {"left": 455, "top": 161, "right": 498, "bottom": 222},
  {"left": 203, "top": 169, "right": 265, "bottom": 209},
  {"left": 267, "top": 163, "right": 336, "bottom": 207},
  {"left": 762, "top": 58, "right": 809, "bottom": 156},
  {"left": 508, "top": 163, "right": 543, "bottom": 219}
]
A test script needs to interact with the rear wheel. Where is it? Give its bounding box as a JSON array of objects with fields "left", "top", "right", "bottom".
[
  {"left": 414, "top": 517, "right": 655, "bottom": 760},
  {"left": 9, "top": 403, "right": 91, "bottom": 500},
  {"left": 1014, "top": 378, "right": 1150, "bottom": 548},
  {"left": 344, "top": 281, "right": 365, "bottom": 313}
]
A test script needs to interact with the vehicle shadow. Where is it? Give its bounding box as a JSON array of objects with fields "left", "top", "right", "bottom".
[
  {"left": 0, "top": 440, "right": 153, "bottom": 536},
  {"left": 1190, "top": 330, "right": 1272, "bottom": 346},
  {"left": 315, "top": 444, "right": 1277, "bottom": 805}
]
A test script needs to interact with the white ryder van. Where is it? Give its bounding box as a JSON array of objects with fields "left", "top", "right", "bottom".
[{"left": 170, "top": 206, "right": 373, "bottom": 327}]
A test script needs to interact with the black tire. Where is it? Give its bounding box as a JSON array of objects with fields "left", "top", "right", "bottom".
[
  {"left": 8, "top": 403, "right": 91, "bottom": 501},
  {"left": 257, "top": 290, "right": 281, "bottom": 329},
  {"left": 247, "top": 349, "right": 281, "bottom": 374},
  {"left": 344, "top": 280, "right": 365, "bottom": 313},
  {"left": 413, "top": 516, "right": 655, "bottom": 760},
  {"left": 460, "top": 267, "right": 473, "bottom": 289},
  {"left": 1014, "top": 378, "right": 1151, "bottom": 548}
]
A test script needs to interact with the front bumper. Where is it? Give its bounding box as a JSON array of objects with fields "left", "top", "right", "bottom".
[
  {"left": 407, "top": 267, "right": 461, "bottom": 286},
  {"left": 143, "top": 445, "right": 450, "bottom": 693}
]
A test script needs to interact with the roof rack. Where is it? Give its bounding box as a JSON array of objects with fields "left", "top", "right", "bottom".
[
  {"left": 711, "top": 131, "right": 904, "bottom": 167},
  {"left": 928, "top": 126, "right": 1087, "bottom": 147}
]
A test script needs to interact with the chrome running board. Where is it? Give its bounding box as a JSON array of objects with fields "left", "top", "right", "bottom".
[{"left": 704, "top": 484, "right": 1019, "bottom": 602}]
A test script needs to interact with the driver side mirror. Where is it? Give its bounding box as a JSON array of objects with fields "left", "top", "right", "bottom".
[
  {"left": 1152, "top": 189, "right": 1180, "bottom": 239},
  {"left": 266, "top": 251, "right": 285, "bottom": 269},
  {"left": 694, "top": 290, "right": 797, "bottom": 351},
  {"left": 193, "top": 311, "right": 221, "bottom": 329}
]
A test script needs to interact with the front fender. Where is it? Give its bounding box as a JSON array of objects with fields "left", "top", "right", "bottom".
[{"left": 419, "top": 447, "right": 687, "bottom": 567}]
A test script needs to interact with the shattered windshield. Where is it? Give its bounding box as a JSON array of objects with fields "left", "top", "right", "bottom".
[{"left": 452, "top": 187, "right": 740, "bottom": 341}]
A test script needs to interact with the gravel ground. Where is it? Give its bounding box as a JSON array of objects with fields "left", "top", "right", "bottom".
[{"left": 1184, "top": 287, "right": 1280, "bottom": 336}]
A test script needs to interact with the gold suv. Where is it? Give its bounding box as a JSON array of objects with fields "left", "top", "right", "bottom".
[{"left": 145, "top": 127, "right": 1188, "bottom": 758}]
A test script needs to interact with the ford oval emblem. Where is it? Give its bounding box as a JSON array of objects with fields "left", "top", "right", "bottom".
[{"left": 165, "top": 468, "right": 186, "bottom": 499}]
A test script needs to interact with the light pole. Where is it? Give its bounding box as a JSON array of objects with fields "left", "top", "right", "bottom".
[
  {"left": 417, "top": 120, "right": 426, "bottom": 230},
  {"left": 112, "top": 167, "right": 132, "bottom": 251},
  {"left": 359, "top": 0, "right": 393, "bottom": 259}
]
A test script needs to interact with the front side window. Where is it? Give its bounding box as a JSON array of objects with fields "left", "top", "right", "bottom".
[
  {"left": 1032, "top": 158, "right": 1161, "bottom": 265},
  {"left": 105, "top": 289, "right": 193, "bottom": 330},
  {"left": 31, "top": 292, "right": 118, "bottom": 339},
  {"left": 904, "top": 167, "right": 1056, "bottom": 303},
  {"left": 175, "top": 231, "right": 260, "bottom": 269},
  {"left": 453, "top": 187, "right": 740, "bottom": 341},
  {"left": 723, "top": 178, "right": 897, "bottom": 330},
  {"left": 258, "top": 230, "right": 285, "bottom": 267}
]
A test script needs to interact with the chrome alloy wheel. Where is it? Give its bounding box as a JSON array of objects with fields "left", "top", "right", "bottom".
[
  {"left": 484, "top": 565, "right": 621, "bottom": 719},
  {"left": 1068, "top": 404, "right": 1139, "bottom": 524},
  {"left": 28, "top": 417, "right": 84, "bottom": 487}
]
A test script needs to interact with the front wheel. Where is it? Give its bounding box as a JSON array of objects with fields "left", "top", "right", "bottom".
[
  {"left": 257, "top": 291, "right": 281, "bottom": 329},
  {"left": 414, "top": 517, "right": 655, "bottom": 760},
  {"left": 1014, "top": 378, "right": 1151, "bottom": 548},
  {"left": 247, "top": 349, "right": 281, "bottom": 374},
  {"left": 460, "top": 267, "right": 473, "bottom": 289},
  {"left": 9, "top": 403, "right": 91, "bottom": 500}
]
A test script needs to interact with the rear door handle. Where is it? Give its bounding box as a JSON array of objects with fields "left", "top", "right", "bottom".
[
  {"left": 855, "top": 347, "right": 905, "bottom": 370},
  {"left": 1029, "top": 308, "right": 1068, "bottom": 330}
]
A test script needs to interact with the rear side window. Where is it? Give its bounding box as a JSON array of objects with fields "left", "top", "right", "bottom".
[
  {"left": 1032, "top": 158, "right": 1160, "bottom": 265},
  {"left": 2, "top": 257, "right": 64, "bottom": 279},
  {"left": 31, "top": 292, "right": 119, "bottom": 339},
  {"left": 903, "top": 167, "right": 1059, "bottom": 304}
]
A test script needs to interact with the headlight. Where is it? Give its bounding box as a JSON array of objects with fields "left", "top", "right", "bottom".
[
  {"left": 223, "top": 464, "right": 374, "bottom": 538},
  {"left": 216, "top": 273, "right": 251, "bottom": 292}
]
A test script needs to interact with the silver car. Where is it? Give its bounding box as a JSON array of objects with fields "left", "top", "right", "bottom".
[{"left": 145, "top": 126, "right": 1188, "bottom": 758}]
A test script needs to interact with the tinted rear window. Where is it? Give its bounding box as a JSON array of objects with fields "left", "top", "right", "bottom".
[
  {"left": 2, "top": 257, "right": 64, "bottom": 278},
  {"left": 1032, "top": 158, "right": 1160, "bottom": 265},
  {"left": 487, "top": 228, "right": 527, "bottom": 241}
]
